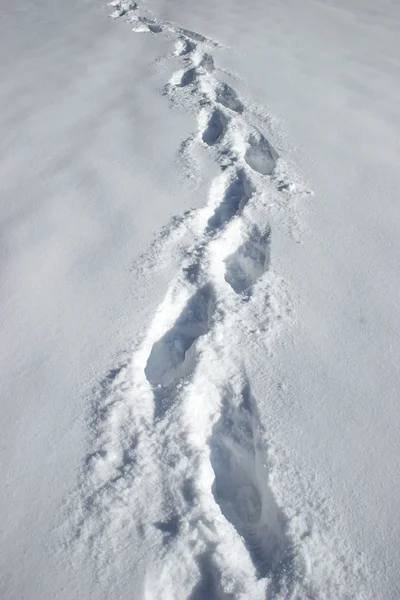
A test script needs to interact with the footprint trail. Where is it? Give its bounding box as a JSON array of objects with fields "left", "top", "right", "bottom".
[{"left": 64, "top": 2, "right": 369, "bottom": 599}]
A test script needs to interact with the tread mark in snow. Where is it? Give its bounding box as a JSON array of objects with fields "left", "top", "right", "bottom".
[
  {"left": 144, "top": 284, "right": 215, "bottom": 389},
  {"left": 202, "top": 108, "right": 229, "bottom": 146},
  {"left": 215, "top": 82, "right": 244, "bottom": 114},
  {"left": 244, "top": 130, "right": 278, "bottom": 176},
  {"left": 224, "top": 225, "right": 271, "bottom": 294},
  {"left": 208, "top": 171, "right": 254, "bottom": 230},
  {"left": 210, "top": 382, "right": 294, "bottom": 586}
]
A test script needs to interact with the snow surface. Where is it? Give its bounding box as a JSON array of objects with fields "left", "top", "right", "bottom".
[{"left": 1, "top": 0, "right": 400, "bottom": 598}]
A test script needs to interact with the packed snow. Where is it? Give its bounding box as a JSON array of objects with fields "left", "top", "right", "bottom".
[{"left": 1, "top": 0, "right": 400, "bottom": 599}]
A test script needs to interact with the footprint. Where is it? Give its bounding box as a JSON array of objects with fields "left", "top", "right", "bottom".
[
  {"left": 145, "top": 285, "right": 214, "bottom": 388},
  {"left": 215, "top": 82, "right": 244, "bottom": 114},
  {"left": 244, "top": 130, "right": 278, "bottom": 176},
  {"left": 224, "top": 225, "right": 271, "bottom": 294},
  {"left": 208, "top": 171, "right": 254, "bottom": 230},
  {"left": 209, "top": 382, "right": 294, "bottom": 583},
  {"left": 202, "top": 108, "right": 228, "bottom": 146}
]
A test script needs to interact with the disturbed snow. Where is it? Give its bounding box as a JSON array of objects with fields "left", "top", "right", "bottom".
[{"left": 64, "top": 2, "right": 368, "bottom": 599}]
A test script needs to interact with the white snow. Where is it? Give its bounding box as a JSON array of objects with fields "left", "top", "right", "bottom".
[{"left": 1, "top": 0, "right": 400, "bottom": 599}]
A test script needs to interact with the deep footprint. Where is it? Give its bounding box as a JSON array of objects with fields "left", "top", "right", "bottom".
[
  {"left": 244, "top": 130, "right": 278, "bottom": 176},
  {"left": 208, "top": 171, "right": 254, "bottom": 230},
  {"left": 209, "top": 382, "right": 294, "bottom": 585},
  {"left": 202, "top": 108, "right": 228, "bottom": 146},
  {"left": 215, "top": 82, "right": 244, "bottom": 114},
  {"left": 224, "top": 225, "right": 271, "bottom": 294},
  {"left": 145, "top": 284, "right": 214, "bottom": 388}
]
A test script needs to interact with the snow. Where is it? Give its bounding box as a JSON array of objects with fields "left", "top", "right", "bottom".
[{"left": 1, "top": 0, "right": 400, "bottom": 599}]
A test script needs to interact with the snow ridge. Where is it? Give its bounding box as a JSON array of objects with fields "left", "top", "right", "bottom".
[{"left": 64, "top": 2, "right": 368, "bottom": 598}]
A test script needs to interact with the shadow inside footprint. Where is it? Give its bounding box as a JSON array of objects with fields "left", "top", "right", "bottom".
[
  {"left": 148, "top": 23, "right": 162, "bottom": 33},
  {"left": 208, "top": 172, "right": 254, "bottom": 231},
  {"left": 215, "top": 82, "right": 244, "bottom": 114},
  {"left": 244, "top": 130, "right": 278, "bottom": 176},
  {"left": 145, "top": 284, "right": 214, "bottom": 389},
  {"left": 224, "top": 225, "right": 271, "bottom": 294},
  {"left": 178, "top": 68, "right": 197, "bottom": 87},
  {"left": 202, "top": 109, "right": 228, "bottom": 146}
]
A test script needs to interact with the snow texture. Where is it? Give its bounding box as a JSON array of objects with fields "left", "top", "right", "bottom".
[
  {"left": 1, "top": 0, "right": 400, "bottom": 599},
  {"left": 63, "top": 2, "right": 371, "bottom": 598}
]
